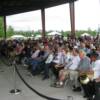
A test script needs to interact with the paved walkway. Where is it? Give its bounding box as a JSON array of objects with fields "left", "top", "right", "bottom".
[{"left": 0, "top": 61, "right": 86, "bottom": 100}]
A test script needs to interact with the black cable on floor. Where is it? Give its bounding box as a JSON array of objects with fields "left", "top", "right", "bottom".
[
  {"left": 1, "top": 57, "right": 65, "bottom": 100},
  {"left": 15, "top": 64, "right": 64, "bottom": 100}
]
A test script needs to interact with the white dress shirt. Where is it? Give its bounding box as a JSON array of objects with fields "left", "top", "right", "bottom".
[
  {"left": 45, "top": 54, "right": 54, "bottom": 64},
  {"left": 53, "top": 52, "right": 63, "bottom": 64},
  {"left": 92, "top": 59, "right": 100, "bottom": 79},
  {"left": 69, "top": 55, "right": 80, "bottom": 70},
  {"left": 31, "top": 50, "right": 40, "bottom": 59}
]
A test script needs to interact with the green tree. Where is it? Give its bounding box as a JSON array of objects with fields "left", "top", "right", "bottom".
[
  {"left": 7, "top": 26, "right": 14, "bottom": 37},
  {"left": 34, "top": 31, "right": 41, "bottom": 37},
  {"left": 0, "top": 17, "right": 4, "bottom": 37}
]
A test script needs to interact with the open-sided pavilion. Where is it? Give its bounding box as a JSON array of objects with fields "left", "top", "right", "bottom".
[{"left": 0, "top": 0, "right": 78, "bottom": 39}]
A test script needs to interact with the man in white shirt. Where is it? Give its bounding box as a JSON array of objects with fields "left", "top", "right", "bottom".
[
  {"left": 68, "top": 49, "right": 80, "bottom": 89},
  {"left": 27, "top": 46, "right": 40, "bottom": 67},
  {"left": 52, "top": 50, "right": 64, "bottom": 64},
  {"left": 92, "top": 60, "right": 100, "bottom": 79},
  {"left": 54, "top": 48, "right": 80, "bottom": 88},
  {"left": 31, "top": 49, "right": 40, "bottom": 59},
  {"left": 68, "top": 54, "right": 80, "bottom": 70},
  {"left": 90, "top": 52, "right": 100, "bottom": 100},
  {"left": 51, "top": 47, "right": 64, "bottom": 79}
]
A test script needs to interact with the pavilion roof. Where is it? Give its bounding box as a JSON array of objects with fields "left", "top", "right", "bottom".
[{"left": 0, "top": 0, "right": 77, "bottom": 16}]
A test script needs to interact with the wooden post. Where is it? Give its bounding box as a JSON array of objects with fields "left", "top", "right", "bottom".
[
  {"left": 41, "top": 8, "right": 45, "bottom": 39},
  {"left": 4, "top": 16, "right": 7, "bottom": 39},
  {"left": 69, "top": 2, "right": 75, "bottom": 38}
]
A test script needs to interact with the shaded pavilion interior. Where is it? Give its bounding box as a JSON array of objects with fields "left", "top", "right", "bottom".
[
  {"left": 0, "top": 1, "right": 86, "bottom": 100},
  {"left": 0, "top": 0, "right": 78, "bottom": 38}
]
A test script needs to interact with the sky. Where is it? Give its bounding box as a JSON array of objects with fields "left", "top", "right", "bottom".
[{"left": 6, "top": 0, "right": 100, "bottom": 31}]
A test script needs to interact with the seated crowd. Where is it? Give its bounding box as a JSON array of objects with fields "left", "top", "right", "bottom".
[{"left": 0, "top": 35, "right": 100, "bottom": 100}]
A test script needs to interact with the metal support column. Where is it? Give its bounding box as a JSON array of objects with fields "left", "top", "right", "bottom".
[
  {"left": 69, "top": 2, "right": 75, "bottom": 38},
  {"left": 10, "top": 59, "right": 21, "bottom": 95},
  {"left": 41, "top": 8, "right": 45, "bottom": 39}
]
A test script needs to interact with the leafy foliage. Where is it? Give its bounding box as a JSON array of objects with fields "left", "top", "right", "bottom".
[
  {"left": 7, "top": 26, "right": 14, "bottom": 37},
  {"left": 0, "top": 17, "right": 4, "bottom": 37},
  {"left": 0, "top": 16, "right": 97, "bottom": 38}
]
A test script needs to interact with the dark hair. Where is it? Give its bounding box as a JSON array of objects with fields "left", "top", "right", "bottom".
[
  {"left": 74, "top": 48, "right": 79, "bottom": 54},
  {"left": 90, "top": 51, "right": 99, "bottom": 58}
]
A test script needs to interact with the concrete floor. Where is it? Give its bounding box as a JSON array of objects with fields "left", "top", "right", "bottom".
[{"left": 0, "top": 61, "right": 86, "bottom": 100}]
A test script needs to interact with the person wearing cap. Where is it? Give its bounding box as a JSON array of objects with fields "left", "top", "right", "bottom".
[
  {"left": 90, "top": 52, "right": 100, "bottom": 100},
  {"left": 79, "top": 51, "right": 100, "bottom": 100},
  {"left": 95, "top": 45, "right": 100, "bottom": 58}
]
